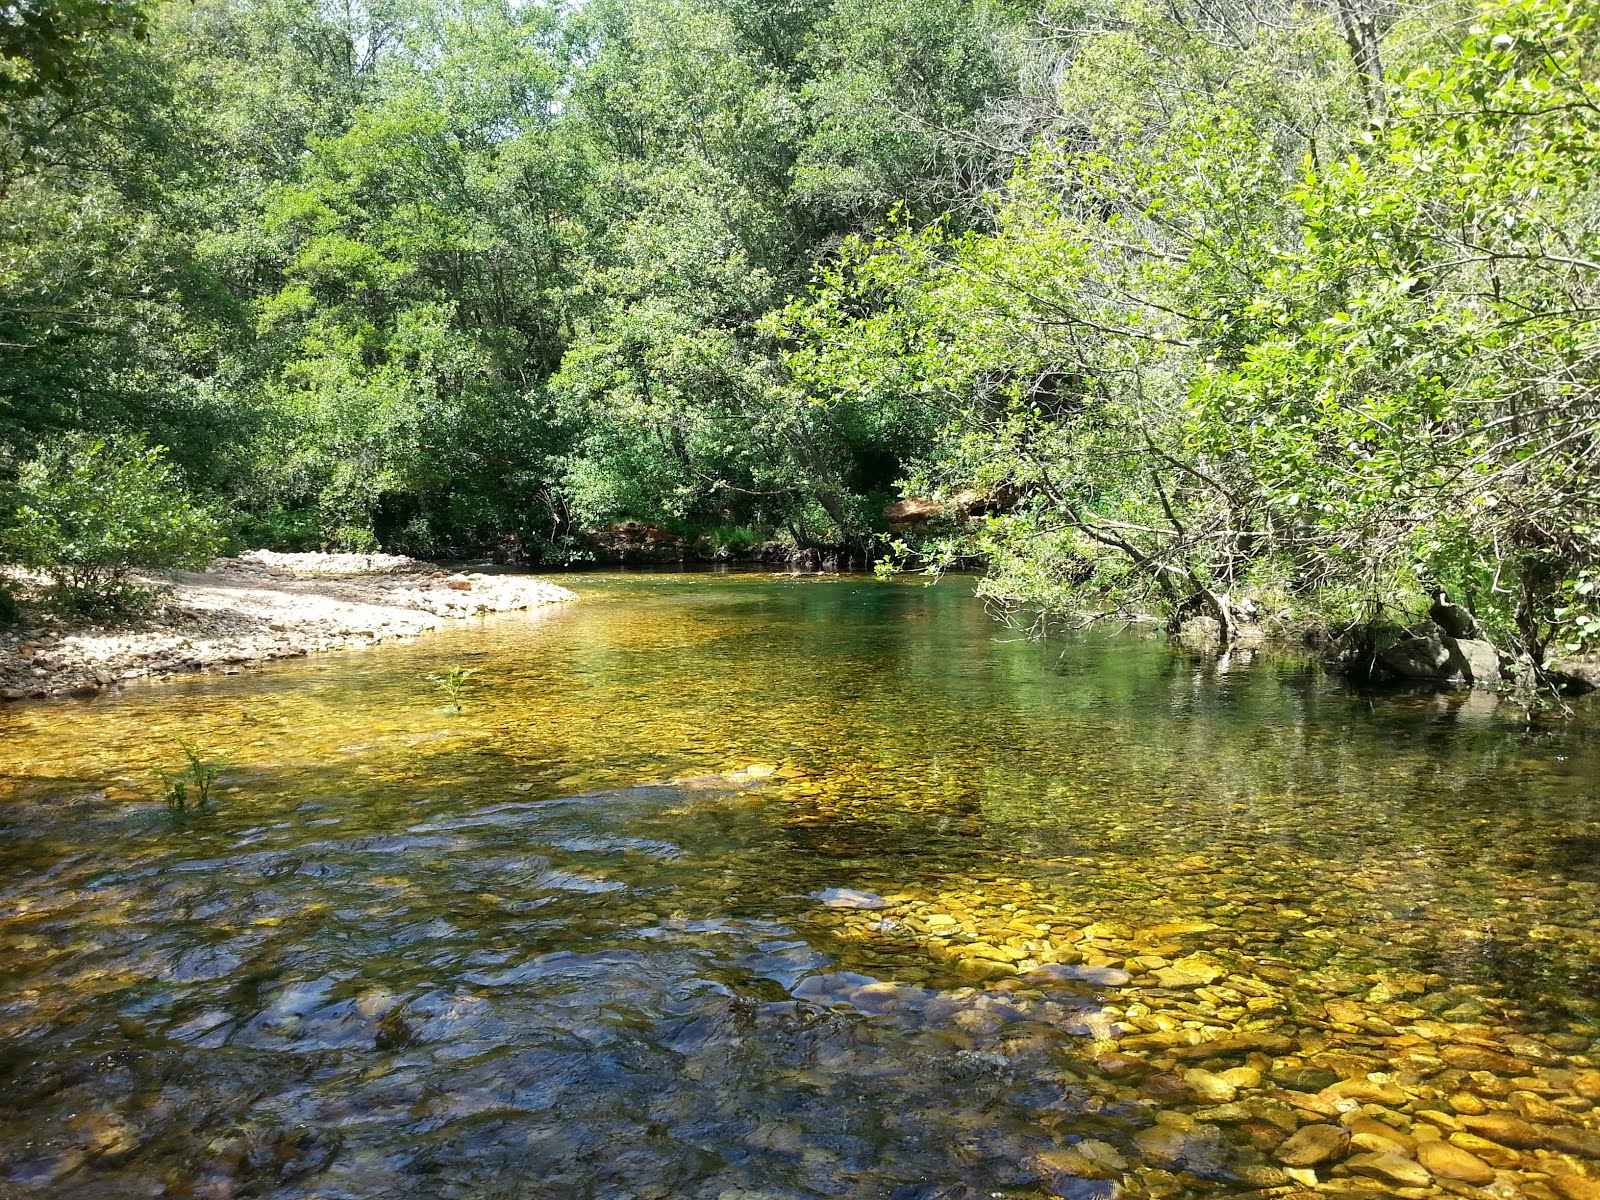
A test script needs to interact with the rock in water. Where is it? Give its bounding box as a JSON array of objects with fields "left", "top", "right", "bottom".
[
  {"left": 812, "top": 887, "right": 887, "bottom": 909},
  {"left": 1551, "top": 1175, "right": 1600, "bottom": 1200},
  {"left": 1170, "top": 1032, "right": 1292, "bottom": 1058},
  {"left": 1575, "top": 1072, "right": 1600, "bottom": 1101},
  {"left": 1378, "top": 628, "right": 1501, "bottom": 685},
  {"left": 1028, "top": 962, "right": 1132, "bottom": 987},
  {"left": 1346, "top": 1116, "right": 1413, "bottom": 1154},
  {"left": 1270, "top": 1063, "right": 1340, "bottom": 1092},
  {"left": 1460, "top": 1113, "right": 1542, "bottom": 1148},
  {"left": 1448, "top": 1132, "right": 1520, "bottom": 1168},
  {"left": 1274, "top": 1124, "right": 1349, "bottom": 1167},
  {"left": 1440, "top": 1044, "right": 1535, "bottom": 1074},
  {"left": 1346, "top": 1151, "right": 1432, "bottom": 1188},
  {"left": 1541, "top": 1126, "right": 1600, "bottom": 1160},
  {"left": 1181, "top": 1069, "right": 1236, "bottom": 1104},
  {"left": 1032, "top": 1146, "right": 1119, "bottom": 1184},
  {"left": 1131, "top": 1122, "right": 1231, "bottom": 1178},
  {"left": 1416, "top": 1140, "right": 1495, "bottom": 1185},
  {"left": 1153, "top": 954, "right": 1223, "bottom": 988}
]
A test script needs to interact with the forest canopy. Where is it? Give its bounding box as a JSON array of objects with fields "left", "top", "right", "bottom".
[{"left": 0, "top": 0, "right": 1596, "bottom": 675}]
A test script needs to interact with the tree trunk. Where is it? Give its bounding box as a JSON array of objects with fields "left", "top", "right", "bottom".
[{"left": 1332, "top": 0, "right": 1388, "bottom": 122}]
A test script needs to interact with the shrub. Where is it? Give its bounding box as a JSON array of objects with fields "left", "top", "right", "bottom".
[
  {"left": 5, "top": 433, "right": 223, "bottom": 614},
  {"left": 705, "top": 524, "right": 761, "bottom": 558}
]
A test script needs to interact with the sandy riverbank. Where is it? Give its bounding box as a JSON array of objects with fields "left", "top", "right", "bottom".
[{"left": 0, "top": 551, "right": 576, "bottom": 701}]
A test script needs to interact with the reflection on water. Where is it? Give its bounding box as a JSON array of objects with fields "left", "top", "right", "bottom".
[{"left": 1, "top": 571, "right": 1599, "bottom": 1199}]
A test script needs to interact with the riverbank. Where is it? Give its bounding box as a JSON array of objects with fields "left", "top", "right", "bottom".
[{"left": 0, "top": 551, "right": 576, "bottom": 701}]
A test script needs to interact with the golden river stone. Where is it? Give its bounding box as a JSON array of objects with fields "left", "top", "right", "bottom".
[{"left": 1415, "top": 1139, "right": 1495, "bottom": 1184}]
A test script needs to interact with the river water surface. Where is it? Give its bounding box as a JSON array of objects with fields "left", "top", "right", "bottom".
[{"left": 3, "top": 572, "right": 1600, "bottom": 1199}]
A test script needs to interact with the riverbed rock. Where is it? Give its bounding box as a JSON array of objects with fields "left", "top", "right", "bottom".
[
  {"left": 1320, "top": 1078, "right": 1406, "bottom": 1106},
  {"left": 1345, "top": 1116, "right": 1414, "bottom": 1154},
  {"left": 1448, "top": 1132, "right": 1520, "bottom": 1168},
  {"left": 1460, "top": 1113, "right": 1543, "bottom": 1148},
  {"left": 1030, "top": 963, "right": 1131, "bottom": 987},
  {"left": 1512, "top": 1089, "right": 1577, "bottom": 1124},
  {"left": 1154, "top": 955, "right": 1223, "bottom": 989},
  {"left": 1345, "top": 1150, "right": 1432, "bottom": 1188},
  {"left": 1182, "top": 1069, "right": 1236, "bottom": 1104},
  {"left": 1172, "top": 1032, "right": 1293, "bottom": 1059},
  {"left": 1132, "top": 1121, "right": 1230, "bottom": 1177},
  {"left": 68, "top": 1112, "right": 141, "bottom": 1164},
  {"left": 1440, "top": 1044, "right": 1535, "bottom": 1075},
  {"left": 1415, "top": 1140, "right": 1495, "bottom": 1184},
  {"left": 1272, "top": 1063, "right": 1340, "bottom": 1092},
  {"left": 954, "top": 957, "right": 1016, "bottom": 983},
  {"left": 1541, "top": 1125, "right": 1600, "bottom": 1159},
  {"left": 1033, "top": 1145, "right": 1119, "bottom": 1183},
  {"left": 814, "top": 887, "right": 887, "bottom": 909},
  {"left": 1274, "top": 1124, "right": 1349, "bottom": 1166},
  {"left": 1448, "top": 1091, "right": 1489, "bottom": 1115},
  {"left": 1551, "top": 1174, "right": 1600, "bottom": 1200}
]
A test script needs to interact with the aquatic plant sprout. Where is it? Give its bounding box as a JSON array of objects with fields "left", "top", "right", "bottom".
[
  {"left": 153, "top": 741, "right": 231, "bottom": 810},
  {"left": 426, "top": 665, "right": 479, "bottom": 711}
]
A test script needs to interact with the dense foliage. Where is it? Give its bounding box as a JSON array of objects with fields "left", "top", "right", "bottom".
[
  {"left": 780, "top": 0, "right": 1599, "bottom": 668},
  {"left": 4, "top": 433, "right": 221, "bottom": 610},
  {"left": 0, "top": 0, "right": 1594, "bottom": 671}
]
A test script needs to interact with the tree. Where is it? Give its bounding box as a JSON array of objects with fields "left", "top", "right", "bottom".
[
  {"left": 1190, "top": 0, "right": 1600, "bottom": 664},
  {"left": 781, "top": 0, "right": 1600, "bottom": 671},
  {"left": 0, "top": 0, "right": 149, "bottom": 109}
]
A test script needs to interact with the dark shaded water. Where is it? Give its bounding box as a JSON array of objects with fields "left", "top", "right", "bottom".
[{"left": 2, "top": 572, "right": 1599, "bottom": 1198}]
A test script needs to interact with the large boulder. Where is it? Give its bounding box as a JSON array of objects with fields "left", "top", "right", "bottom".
[
  {"left": 949, "top": 487, "right": 1018, "bottom": 516},
  {"left": 1546, "top": 654, "right": 1600, "bottom": 695},
  {"left": 883, "top": 497, "right": 944, "bottom": 532},
  {"left": 883, "top": 489, "right": 1019, "bottom": 533},
  {"left": 1379, "top": 625, "right": 1502, "bottom": 686}
]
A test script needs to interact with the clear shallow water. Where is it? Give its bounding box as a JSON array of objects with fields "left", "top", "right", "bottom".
[{"left": 2, "top": 572, "right": 1599, "bottom": 1199}]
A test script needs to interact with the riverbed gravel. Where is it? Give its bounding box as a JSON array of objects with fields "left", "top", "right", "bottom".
[{"left": 803, "top": 869, "right": 1600, "bottom": 1199}]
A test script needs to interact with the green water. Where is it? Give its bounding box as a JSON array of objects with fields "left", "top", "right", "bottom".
[{"left": 2, "top": 572, "right": 1599, "bottom": 1199}]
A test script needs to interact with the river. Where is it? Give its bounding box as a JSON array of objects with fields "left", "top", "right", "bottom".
[{"left": 2, "top": 571, "right": 1599, "bottom": 1198}]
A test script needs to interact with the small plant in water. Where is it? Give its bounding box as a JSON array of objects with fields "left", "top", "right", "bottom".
[
  {"left": 426, "top": 664, "right": 480, "bottom": 711},
  {"left": 154, "top": 741, "right": 231, "bottom": 811}
]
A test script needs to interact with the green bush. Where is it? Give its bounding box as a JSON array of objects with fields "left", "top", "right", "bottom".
[
  {"left": 4, "top": 433, "right": 223, "bottom": 614},
  {"left": 228, "top": 506, "right": 323, "bottom": 552},
  {"left": 0, "top": 580, "right": 17, "bottom": 626}
]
